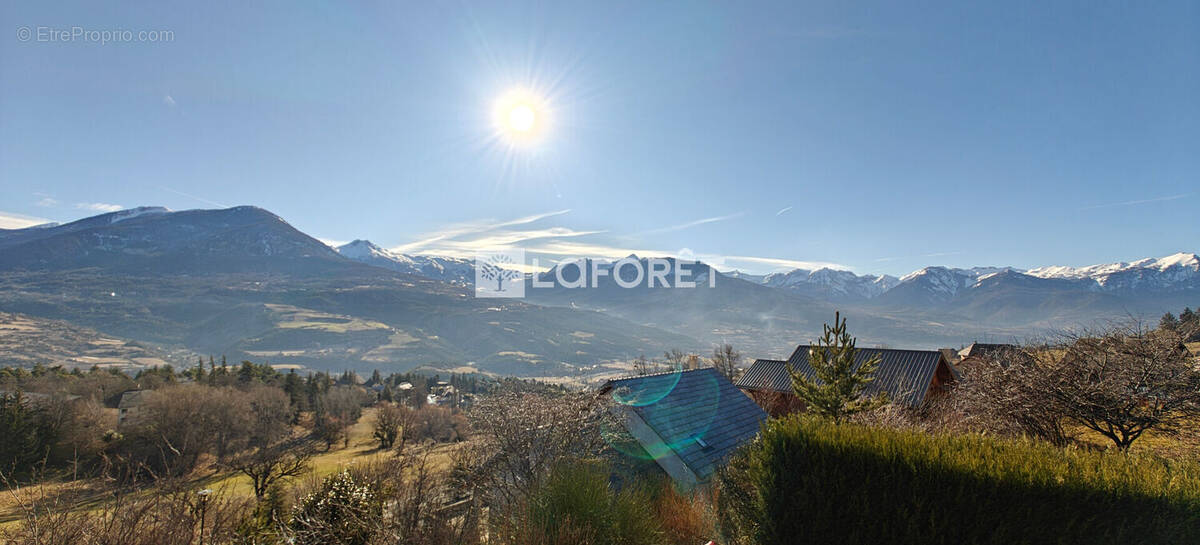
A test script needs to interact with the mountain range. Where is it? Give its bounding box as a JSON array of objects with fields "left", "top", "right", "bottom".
[{"left": 1, "top": 205, "right": 1196, "bottom": 377}]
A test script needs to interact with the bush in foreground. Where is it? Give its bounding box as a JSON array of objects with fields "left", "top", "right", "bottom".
[
  {"left": 718, "top": 415, "right": 1200, "bottom": 545},
  {"left": 500, "top": 461, "right": 664, "bottom": 545}
]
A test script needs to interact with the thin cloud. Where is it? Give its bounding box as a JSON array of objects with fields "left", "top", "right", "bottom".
[
  {"left": 158, "top": 186, "right": 230, "bottom": 208},
  {"left": 163, "top": 95, "right": 176, "bottom": 107},
  {"left": 0, "top": 211, "right": 53, "bottom": 229},
  {"left": 1079, "top": 193, "right": 1193, "bottom": 211},
  {"left": 640, "top": 213, "right": 743, "bottom": 235},
  {"left": 391, "top": 209, "right": 573, "bottom": 254},
  {"left": 775, "top": 206, "right": 792, "bottom": 216},
  {"left": 415, "top": 227, "right": 606, "bottom": 258},
  {"left": 75, "top": 203, "right": 123, "bottom": 212},
  {"left": 36, "top": 197, "right": 59, "bottom": 207},
  {"left": 523, "top": 240, "right": 851, "bottom": 274}
]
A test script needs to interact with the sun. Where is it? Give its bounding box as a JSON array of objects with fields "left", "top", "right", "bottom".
[{"left": 493, "top": 88, "right": 548, "bottom": 144}]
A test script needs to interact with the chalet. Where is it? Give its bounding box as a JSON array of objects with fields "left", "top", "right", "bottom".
[
  {"left": 117, "top": 390, "right": 151, "bottom": 427},
  {"left": 598, "top": 368, "right": 767, "bottom": 489},
  {"left": 736, "top": 346, "right": 960, "bottom": 416},
  {"left": 957, "top": 342, "right": 1020, "bottom": 375}
]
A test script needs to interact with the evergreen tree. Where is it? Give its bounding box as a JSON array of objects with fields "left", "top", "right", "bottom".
[
  {"left": 1160, "top": 312, "right": 1180, "bottom": 331},
  {"left": 1181, "top": 307, "right": 1197, "bottom": 327},
  {"left": 0, "top": 392, "right": 54, "bottom": 477},
  {"left": 788, "top": 311, "right": 888, "bottom": 422}
]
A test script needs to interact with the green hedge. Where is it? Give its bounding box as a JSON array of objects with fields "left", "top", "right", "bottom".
[{"left": 718, "top": 416, "right": 1200, "bottom": 544}]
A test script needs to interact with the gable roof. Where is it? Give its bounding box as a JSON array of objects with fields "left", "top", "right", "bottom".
[
  {"left": 959, "top": 342, "right": 1018, "bottom": 360},
  {"left": 118, "top": 390, "right": 151, "bottom": 409},
  {"left": 599, "top": 367, "right": 766, "bottom": 483},
  {"left": 736, "top": 346, "right": 952, "bottom": 406}
]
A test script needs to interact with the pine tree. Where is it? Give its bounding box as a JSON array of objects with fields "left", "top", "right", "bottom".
[
  {"left": 192, "top": 356, "right": 206, "bottom": 382},
  {"left": 789, "top": 311, "right": 888, "bottom": 422},
  {"left": 1181, "top": 307, "right": 1197, "bottom": 327},
  {"left": 1160, "top": 312, "right": 1180, "bottom": 331}
]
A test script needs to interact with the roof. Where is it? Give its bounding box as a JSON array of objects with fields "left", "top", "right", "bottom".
[
  {"left": 958, "top": 342, "right": 1019, "bottom": 360},
  {"left": 600, "top": 368, "right": 766, "bottom": 483},
  {"left": 736, "top": 346, "right": 952, "bottom": 406},
  {"left": 117, "top": 390, "right": 151, "bottom": 409}
]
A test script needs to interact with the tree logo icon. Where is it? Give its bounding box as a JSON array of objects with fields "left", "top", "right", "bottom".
[{"left": 475, "top": 249, "right": 525, "bottom": 298}]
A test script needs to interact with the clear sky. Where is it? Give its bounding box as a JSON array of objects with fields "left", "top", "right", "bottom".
[{"left": 2, "top": 1, "right": 1197, "bottom": 276}]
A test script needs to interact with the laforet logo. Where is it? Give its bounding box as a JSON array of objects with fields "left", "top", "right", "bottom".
[{"left": 475, "top": 249, "right": 525, "bottom": 298}]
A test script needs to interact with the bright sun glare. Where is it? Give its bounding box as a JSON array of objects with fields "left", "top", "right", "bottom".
[{"left": 493, "top": 89, "right": 547, "bottom": 145}]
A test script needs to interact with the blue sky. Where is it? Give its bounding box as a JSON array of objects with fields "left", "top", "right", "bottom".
[{"left": 2, "top": 1, "right": 1197, "bottom": 276}]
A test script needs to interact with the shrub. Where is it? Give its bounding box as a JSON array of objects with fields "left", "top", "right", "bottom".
[
  {"left": 502, "top": 461, "right": 664, "bottom": 545},
  {"left": 288, "top": 470, "right": 382, "bottom": 545},
  {"left": 718, "top": 415, "right": 1200, "bottom": 545},
  {"left": 651, "top": 481, "right": 717, "bottom": 544}
]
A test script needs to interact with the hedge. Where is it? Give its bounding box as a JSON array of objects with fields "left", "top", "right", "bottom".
[{"left": 717, "top": 416, "right": 1200, "bottom": 544}]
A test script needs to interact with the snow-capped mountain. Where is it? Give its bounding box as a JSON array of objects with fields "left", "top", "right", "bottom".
[
  {"left": 1027, "top": 252, "right": 1200, "bottom": 292},
  {"left": 758, "top": 268, "right": 899, "bottom": 300},
  {"left": 335, "top": 240, "right": 475, "bottom": 286},
  {"left": 0, "top": 205, "right": 344, "bottom": 272}
]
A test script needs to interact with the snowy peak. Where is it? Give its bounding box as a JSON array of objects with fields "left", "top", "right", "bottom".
[
  {"left": 759, "top": 267, "right": 900, "bottom": 300},
  {"left": 1027, "top": 252, "right": 1200, "bottom": 291},
  {"left": 335, "top": 240, "right": 471, "bottom": 285},
  {"left": 337, "top": 239, "right": 407, "bottom": 262}
]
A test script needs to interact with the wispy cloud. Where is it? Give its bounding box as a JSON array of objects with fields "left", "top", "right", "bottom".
[
  {"left": 163, "top": 95, "right": 176, "bottom": 107},
  {"left": 385, "top": 210, "right": 848, "bottom": 275},
  {"left": 523, "top": 240, "right": 850, "bottom": 274},
  {"left": 75, "top": 202, "right": 123, "bottom": 212},
  {"left": 0, "top": 211, "right": 53, "bottom": 229},
  {"left": 158, "top": 186, "right": 230, "bottom": 208},
  {"left": 1079, "top": 193, "right": 1193, "bottom": 211},
  {"left": 640, "top": 213, "right": 743, "bottom": 235},
  {"left": 391, "top": 209, "right": 577, "bottom": 255},
  {"left": 775, "top": 206, "right": 792, "bottom": 216},
  {"left": 36, "top": 197, "right": 59, "bottom": 207}
]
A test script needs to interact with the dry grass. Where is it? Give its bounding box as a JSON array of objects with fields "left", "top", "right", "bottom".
[{"left": 0, "top": 407, "right": 463, "bottom": 528}]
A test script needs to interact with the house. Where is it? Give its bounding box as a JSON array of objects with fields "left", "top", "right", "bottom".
[
  {"left": 957, "top": 342, "right": 1020, "bottom": 375},
  {"left": 736, "top": 346, "right": 959, "bottom": 415},
  {"left": 598, "top": 367, "right": 767, "bottom": 489},
  {"left": 117, "top": 390, "right": 151, "bottom": 427}
]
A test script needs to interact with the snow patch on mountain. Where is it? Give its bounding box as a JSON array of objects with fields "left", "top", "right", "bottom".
[
  {"left": 336, "top": 240, "right": 474, "bottom": 285},
  {"left": 1027, "top": 252, "right": 1200, "bottom": 291},
  {"left": 109, "top": 206, "right": 170, "bottom": 224},
  {"left": 760, "top": 267, "right": 900, "bottom": 299}
]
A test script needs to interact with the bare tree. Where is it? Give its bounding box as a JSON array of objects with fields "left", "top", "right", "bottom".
[
  {"left": 711, "top": 343, "right": 742, "bottom": 382},
  {"left": 957, "top": 346, "right": 1075, "bottom": 446},
  {"left": 1049, "top": 325, "right": 1200, "bottom": 450},
  {"left": 632, "top": 354, "right": 652, "bottom": 376},
  {"left": 227, "top": 437, "right": 316, "bottom": 499},
  {"left": 663, "top": 349, "right": 688, "bottom": 369},
  {"left": 464, "top": 391, "right": 606, "bottom": 512},
  {"left": 372, "top": 403, "right": 414, "bottom": 450}
]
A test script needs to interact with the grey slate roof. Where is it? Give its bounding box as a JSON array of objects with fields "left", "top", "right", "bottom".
[
  {"left": 600, "top": 368, "right": 766, "bottom": 481},
  {"left": 117, "top": 390, "right": 150, "bottom": 409},
  {"left": 737, "top": 346, "right": 950, "bottom": 406}
]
